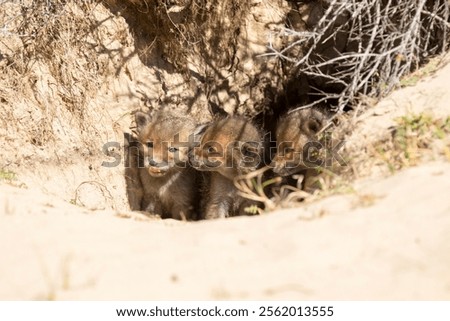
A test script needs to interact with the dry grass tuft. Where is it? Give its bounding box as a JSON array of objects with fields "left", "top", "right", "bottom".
[
  {"left": 376, "top": 114, "right": 450, "bottom": 171},
  {"left": 337, "top": 113, "right": 450, "bottom": 185},
  {"left": 234, "top": 166, "right": 314, "bottom": 213},
  {"left": 0, "top": 0, "right": 107, "bottom": 151},
  {"left": 1, "top": 1, "right": 102, "bottom": 117},
  {"left": 103, "top": 0, "right": 251, "bottom": 72}
]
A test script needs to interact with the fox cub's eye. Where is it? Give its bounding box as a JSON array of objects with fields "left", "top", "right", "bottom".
[
  {"left": 242, "top": 144, "right": 258, "bottom": 157},
  {"left": 284, "top": 147, "right": 295, "bottom": 154},
  {"left": 308, "top": 119, "right": 321, "bottom": 133},
  {"left": 207, "top": 146, "right": 217, "bottom": 153},
  {"left": 147, "top": 142, "right": 154, "bottom": 148},
  {"left": 168, "top": 146, "right": 178, "bottom": 153}
]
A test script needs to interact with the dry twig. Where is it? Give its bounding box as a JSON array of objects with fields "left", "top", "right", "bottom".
[{"left": 270, "top": 0, "right": 450, "bottom": 111}]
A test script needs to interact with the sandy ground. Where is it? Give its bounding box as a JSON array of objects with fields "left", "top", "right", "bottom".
[
  {"left": 1, "top": 55, "right": 450, "bottom": 302},
  {"left": 1, "top": 162, "right": 450, "bottom": 300}
]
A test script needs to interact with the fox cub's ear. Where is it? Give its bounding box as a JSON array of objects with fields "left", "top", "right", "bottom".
[
  {"left": 192, "top": 123, "right": 209, "bottom": 142},
  {"left": 135, "top": 111, "right": 152, "bottom": 133},
  {"left": 208, "top": 100, "right": 229, "bottom": 118}
]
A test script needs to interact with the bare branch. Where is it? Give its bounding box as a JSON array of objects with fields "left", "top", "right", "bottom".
[{"left": 270, "top": 0, "right": 450, "bottom": 111}]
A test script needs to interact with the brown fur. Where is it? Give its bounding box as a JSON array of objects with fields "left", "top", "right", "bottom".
[
  {"left": 190, "top": 117, "right": 264, "bottom": 219},
  {"left": 124, "top": 132, "right": 144, "bottom": 211},
  {"left": 128, "top": 110, "right": 199, "bottom": 220}
]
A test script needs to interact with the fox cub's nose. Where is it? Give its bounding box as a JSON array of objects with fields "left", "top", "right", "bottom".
[
  {"left": 148, "top": 158, "right": 168, "bottom": 168},
  {"left": 188, "top": 151, "right": 200, "bottom": 167}
]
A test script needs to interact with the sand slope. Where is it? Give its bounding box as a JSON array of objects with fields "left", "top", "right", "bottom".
[{"left": 1, "top": 161, "right": 449, "bottom": 300}]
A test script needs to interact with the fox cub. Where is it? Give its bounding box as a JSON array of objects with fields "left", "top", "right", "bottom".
[
  {"left": 271, "top": 106, "right": 331, "bottom": 190},
  {"left": 190, "top": 117, "right": 264, "bottom": 219},
  {"left": 126, "top": 110, "right": 199, "bottom": 220}
]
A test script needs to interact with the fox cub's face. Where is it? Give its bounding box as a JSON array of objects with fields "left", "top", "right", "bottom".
[
  {"left": 135, "top": 111, "right": 196, "bottom": 177},
  {"left": 190, "top": 117, "right": 263, "bottom": 180},
  {"left": 272, "top": 107, "right": 330, "bottom": 176}
]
